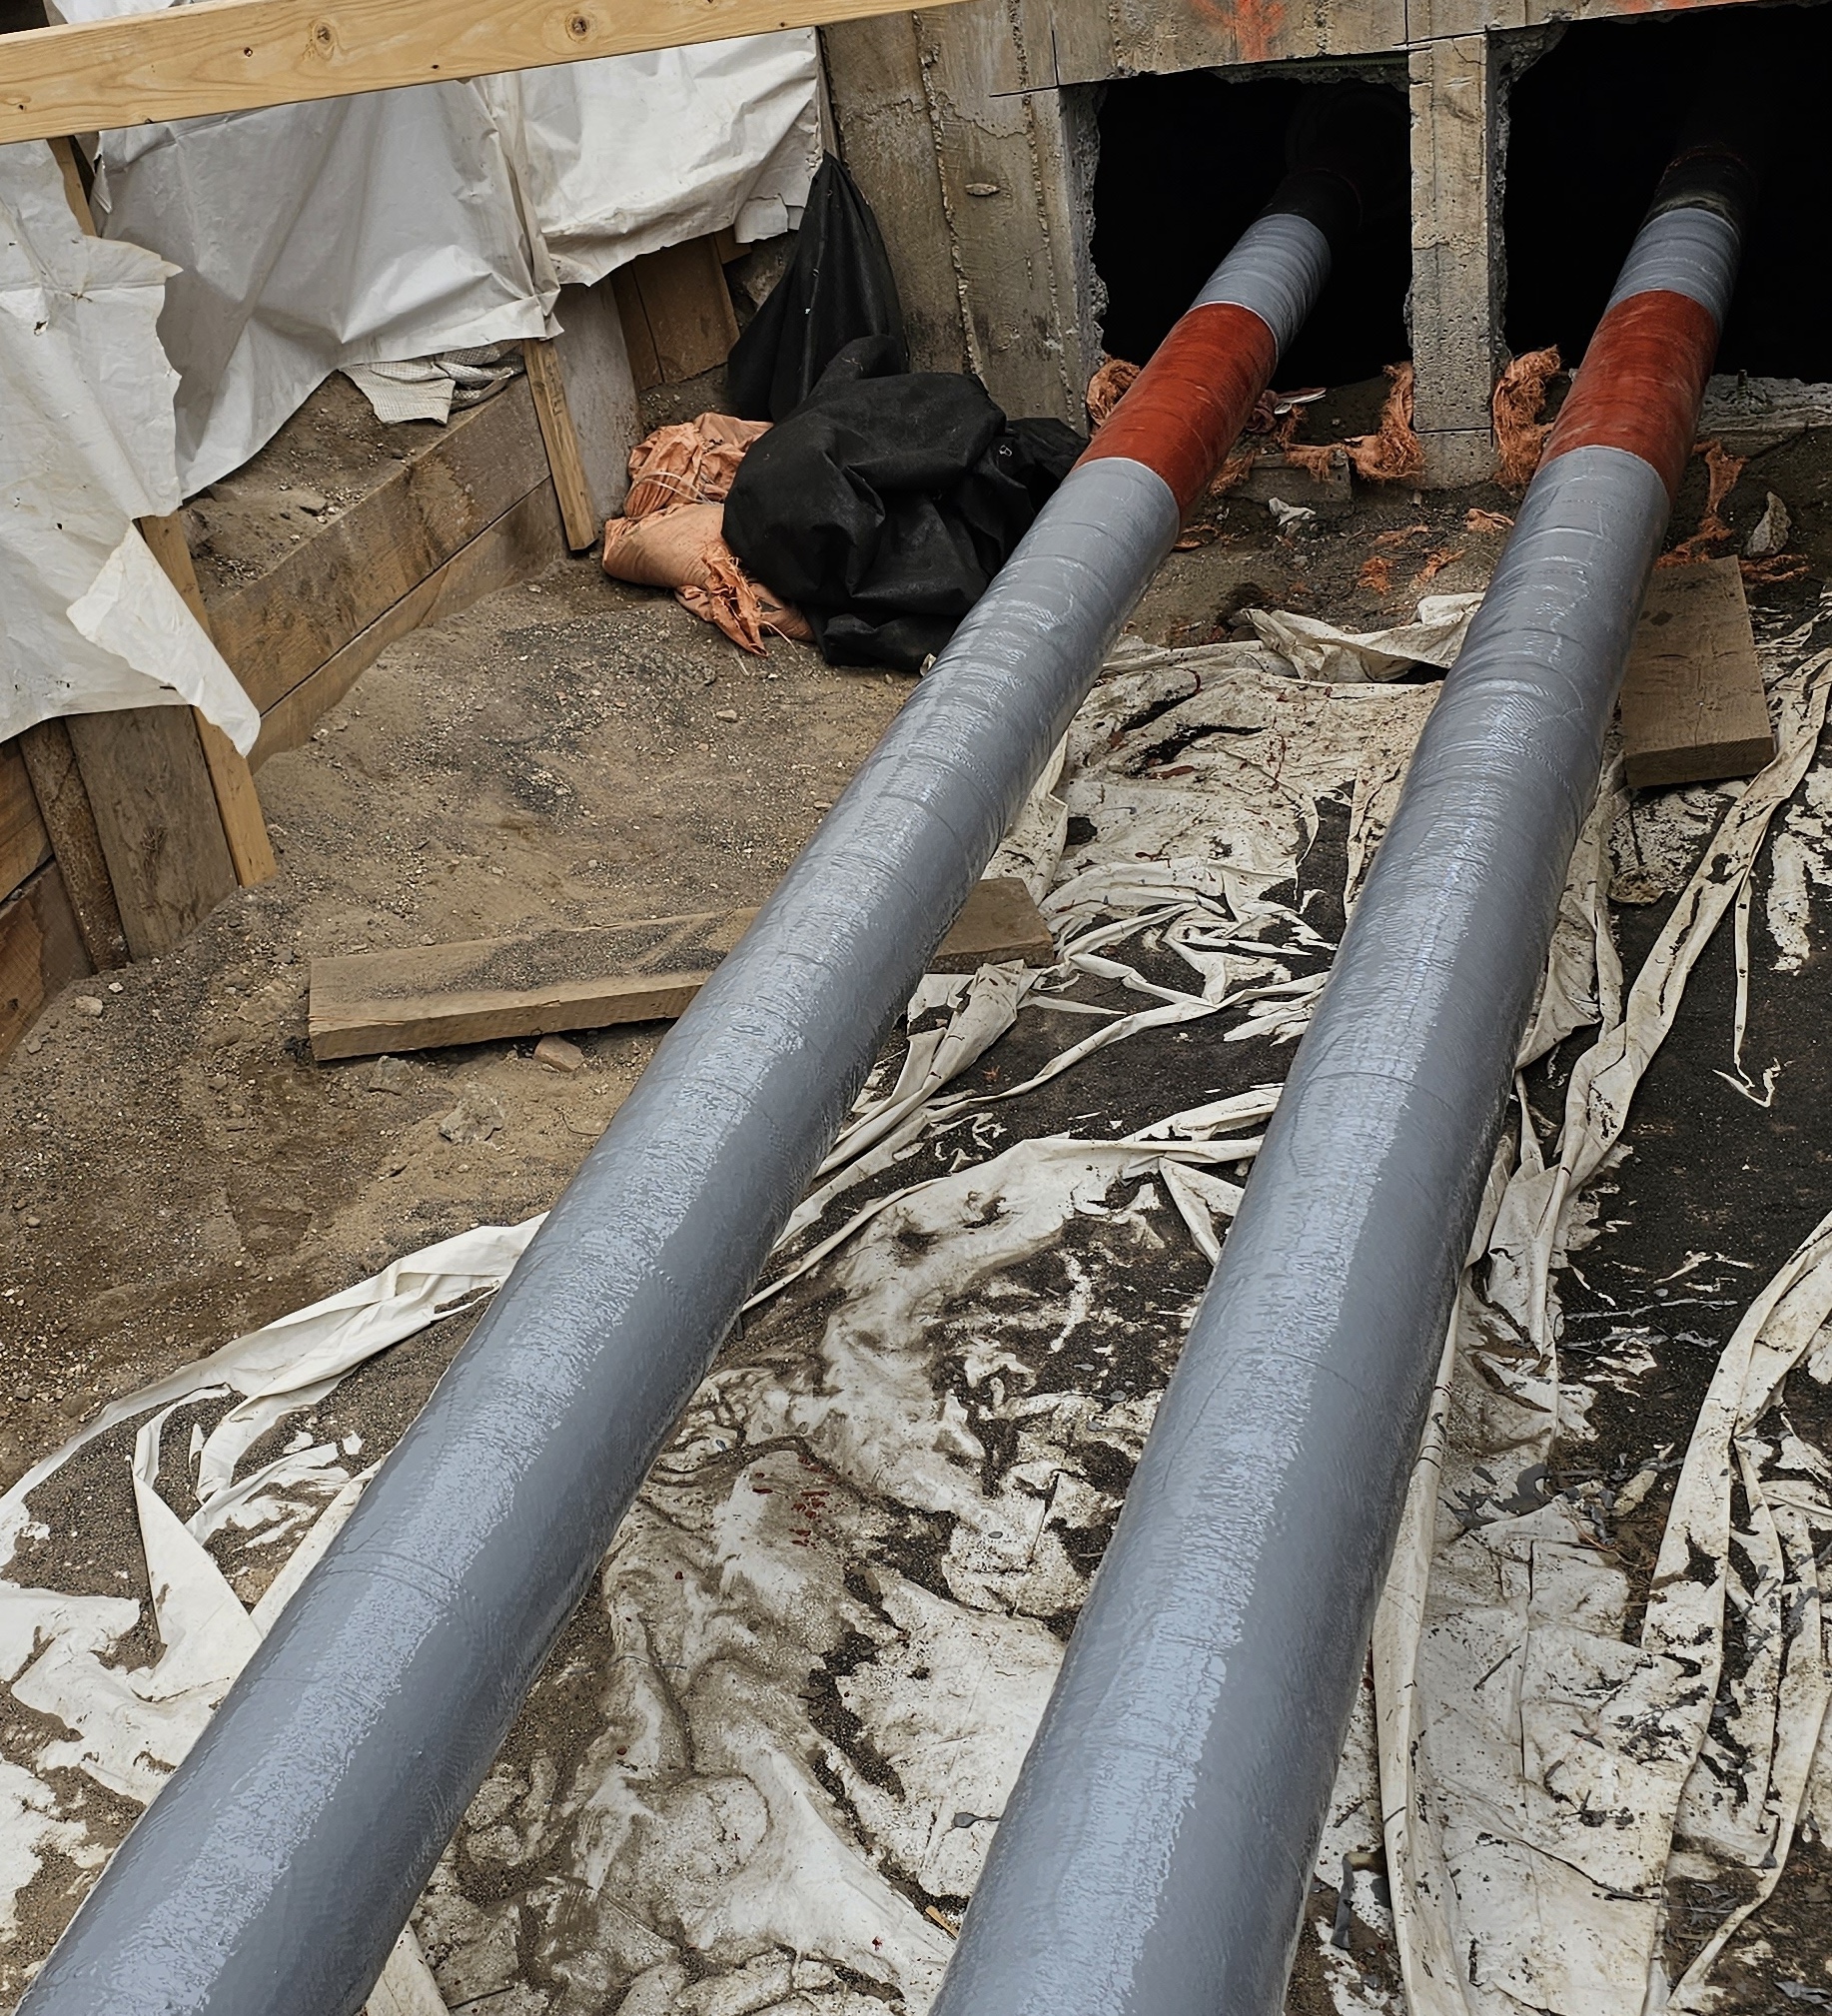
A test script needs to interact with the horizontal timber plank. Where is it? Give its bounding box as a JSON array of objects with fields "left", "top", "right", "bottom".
[
  {"left": 210, "top": 379, "right": 553, "bottom": 715},
  {"left": 251, "top": 482, "right": 565, "bottom": 769},
  {"left": 0, "top": 0, "right": 968, "bottom": 146},
  {"left": 0, "top": 860, "right": 92, "bottom": 1067},
  {"left": 310, "top": 876, "right": 1055, "bottom": 1059}
]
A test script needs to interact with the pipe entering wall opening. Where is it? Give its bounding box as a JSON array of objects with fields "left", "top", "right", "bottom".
[
  {"left": 1090, "top": 70, "right": 1411, "bottom": 390},
  {"left": 1506, "top": 5, "right": 1829, "bottom": 379}
]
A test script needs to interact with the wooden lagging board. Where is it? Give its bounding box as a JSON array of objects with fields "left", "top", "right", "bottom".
[{"left": 309, "top": 878, "right": 1056, "bottom": 1060}]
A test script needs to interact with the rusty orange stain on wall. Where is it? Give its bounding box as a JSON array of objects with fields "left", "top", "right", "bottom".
[{"left": 1187, "top": 0, "right": 1288, "bottom": 67}]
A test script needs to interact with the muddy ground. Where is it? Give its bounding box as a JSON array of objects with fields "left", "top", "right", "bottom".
[{"left": 4, "top": 372, "right": 1832, "bottom": 2009}]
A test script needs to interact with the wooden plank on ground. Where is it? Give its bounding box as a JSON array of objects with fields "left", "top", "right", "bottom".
[
  {"left": 522, "top": 336, "right": 599, "bottom": 552},
  {"left": 64, "top": 706, "right": 238, "bottom": 960},
  {"left": 207, "top": 378, "right": 553, "bottom": 714},
  {"left": 15, "top": 718, "right": 129, "bottom": 970},
  {"left": 0, "top": 0, "right": 969, "bottom": 147},
  {"left": 0, "top": 861, "right": 93, "bottom": 1066},
  {"left": 251, "top": 483, "right": 566, "bottom": 768},
  {"left": 610, "top": 238, "right": 738, "bottom": 389},
  {"left": 309, "top": 876, "right": 1055, "bottom": 1059},
  {"left": 1621, "top": 557, "right": 1776, "bottom": 789},
  {"left": 0, "top": 740, "right": 52, "bottom": 904},
  {"left": 137, "top": 510, "right": 279, "bottom": 886}
]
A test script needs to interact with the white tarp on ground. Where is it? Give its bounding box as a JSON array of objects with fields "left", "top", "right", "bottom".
[
  {"left": 57, "top": 0, "right": 819, "bottom": 494},
  {"left": 0, "top": 140, "right": 260, "bottom": 752}
]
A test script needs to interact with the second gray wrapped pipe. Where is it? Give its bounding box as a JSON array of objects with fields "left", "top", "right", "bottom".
[{"left": 929, "top": 139, "right": 1754, "bottom": 2016}]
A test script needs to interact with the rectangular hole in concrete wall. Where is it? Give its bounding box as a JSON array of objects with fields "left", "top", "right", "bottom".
[
  {"left": 1505, "top": 3, "right": 1832, "bottom": 379},
  {"left": 1089, "top": 69, "right": 1412, "bottom": 388}
]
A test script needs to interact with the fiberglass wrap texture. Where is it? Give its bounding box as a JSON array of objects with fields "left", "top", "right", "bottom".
[
  {"left": 932, "top": 445, "right": 1681, "bottom": 2016},
  {"left": 15, "top": 456, "right": 1183, "bottom": 2016},
  {"left": 1605, "top": 203, "right": 1742, "bottom": 320},
  {"left": 1193, "top": 211, "right": 1334, "bottom": 356}
]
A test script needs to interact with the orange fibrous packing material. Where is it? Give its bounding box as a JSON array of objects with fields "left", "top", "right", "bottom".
[
  {"left": 1491, "top": 346, "right": 1561, "bottom": 491},
  {"left": 1086, "top": 357, "right": 1141, "bottom": 431},
  {"left": 1343, "top": 364, "right": 1424, "bottom": 484},
  {"left": 601, "top": 415, "right": 810, "bottom": 654}
]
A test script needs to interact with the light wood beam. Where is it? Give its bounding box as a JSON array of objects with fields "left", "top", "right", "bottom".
[{"left": 0, "top": 0, "right": 967, "bottom": 147}]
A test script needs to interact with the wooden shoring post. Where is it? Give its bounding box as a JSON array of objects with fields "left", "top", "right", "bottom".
[
  {"left": 521, "top": 338, "right": 600, "bottom": 552},
  {"left": 135, "top": 514, "right": 279, "bottom": 885},
  {"left": 50, "top": 135, "right": 276, "bottom": 893},
  {"left": 14, "top": 721, "right": 130, "bottom": 970}
]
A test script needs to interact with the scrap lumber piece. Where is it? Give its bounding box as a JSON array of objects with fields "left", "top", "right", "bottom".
[
  {"left": 611, "top": 238, "right": 740, "bottom": 390},
  {"left": 0, "top": 739, "right": 52, "bottom": 904},
  {"left": 1621, "top": 557, "right": 1775, "bottom": 789},
  {"left": 0, "top": 860, "right": 92, "bottom": 1066},
  {"left": 522, "top": 337, "right": 599, "bottom": 552},
  {"left": 15, "top": 719, "right": 129, "bottom": 969},
  {"left": 0, "top": 0, "right": 966, "bottom": 147},
  {"left": 63, "top": 707, "right": 238, "bottom": 961},
  {"left": 309, "top": 876, "right": 1055, "bottom": 1060},
  {"left": 549, "top": 279, "right": 642, "bottom": 525},
  {"left": 137, "top": 510, "right": 279, "bottom": 886}
]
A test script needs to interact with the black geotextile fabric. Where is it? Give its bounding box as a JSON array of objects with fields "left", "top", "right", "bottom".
[
  {"left": 726, "top": 155, "right": 907, "bottom": 424},
  {"left": 723, "top": 339, "right": 1085, "bottom": 672}
]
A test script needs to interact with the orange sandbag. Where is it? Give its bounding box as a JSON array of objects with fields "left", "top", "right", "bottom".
[
  {"left": 601, "top": 504, "right": 811, "bottom": 654},
  {"left": 623, "top": 414, "right": 771, "bottom": 519}
]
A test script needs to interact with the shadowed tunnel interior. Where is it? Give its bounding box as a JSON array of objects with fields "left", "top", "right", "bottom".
[
  {"left": 1090, "top": 69, "right": 1413, "bottom": 391},
  {"left": 1506, "top": 4, "right": 1831, "bottom": 380}
]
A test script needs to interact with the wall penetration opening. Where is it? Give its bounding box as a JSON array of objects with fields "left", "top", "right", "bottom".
[
  {"left": 1090, "top": 69, "right": 1412, "bottom": 389},
  {"left": 1506, "top": 5, "right": 1832, "bottom": 380}
]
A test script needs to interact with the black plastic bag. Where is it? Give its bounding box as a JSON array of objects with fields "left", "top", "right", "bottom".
[
  {"left": 726, "top": 155, "right": 907, "bottom": 423},
  {"left": 723, "top": 338, "right": 1084, "bottom": 672}
]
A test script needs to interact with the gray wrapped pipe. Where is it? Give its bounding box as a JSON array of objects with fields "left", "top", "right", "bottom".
[
  {"left": 927, "top": 142, "right": 1752, "bottom": 2016},
  {"left": 16, "top": 156, "right": 1359, "bottom": 2016}
]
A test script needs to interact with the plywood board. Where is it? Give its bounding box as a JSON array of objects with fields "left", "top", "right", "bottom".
[
  {"left": 208, "top": 379, "right": 552, "bottom": 713},
  {"left": 0, "top": 861, "right": 93, "bottom": 1066},
  {"left": 1621, "top": 558, "right": 1776, "bottom": 789},
  {"left": 551, "top": 279, "right": 642, "bottom": 525},
  {"left": 0, "top": 0, "right": 971, "bottom": 146},
  {"left": 610, "top": 238, "right": 738, "bottom": 390},
  {"left": 309, "top": 876, "right": 1056, "bottom": 1059}
]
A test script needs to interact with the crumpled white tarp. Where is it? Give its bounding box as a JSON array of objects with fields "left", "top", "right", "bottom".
[
  {"left": 473, "top": 38, "right": 820, "bottom": 287},
  {"left": 62, "top": 0, "right": 817, "bottom": 493},
  {"left": 0, "top": 140, "right": 259, "bottom": 751}
]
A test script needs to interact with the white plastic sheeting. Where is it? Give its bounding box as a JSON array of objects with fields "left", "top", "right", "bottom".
[
  {"left": 66, "top": 0, "right": 818, "bottom": 494},
  {"left": 0, "top": 140, "right": 259, "bottom": 751},
  {"left": 91, "top": 86, "right": 559, "bottom": 499},
  {"left": 473, "top": 40, "right": 821, "bottom": 285}
]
